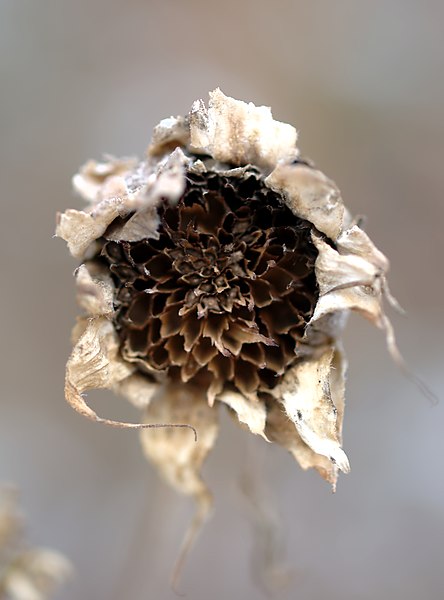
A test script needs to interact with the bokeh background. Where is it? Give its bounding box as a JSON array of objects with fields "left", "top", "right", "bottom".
[{"left": 1, "top": 1, "right": 443, "bottom": 599}]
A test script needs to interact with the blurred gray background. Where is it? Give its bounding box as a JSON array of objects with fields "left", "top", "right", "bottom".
[{"left": 1, "top": 1, "right": 443, "bottom": 599}]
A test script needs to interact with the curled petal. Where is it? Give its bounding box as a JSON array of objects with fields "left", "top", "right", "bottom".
[
  {"left": 189, "top": 88, "right": 298, "bottom": 170},
  {"left": 312, "top": 231, "right": 381, "bottom": 295},
  {"left": 271, "top": 347, "right": 350, "bottom": 474},
  {"left": 265, "top": 164, "right": 344, "bottom": 240},
  {"left": 65, "top": 317, "right": 134, "bottom": 423},
  {"left": 310, "top": 232, "right": 386, "bottom": 327},
  {"left": 218, "top": 390, "right": 269, "bottom": 440}
]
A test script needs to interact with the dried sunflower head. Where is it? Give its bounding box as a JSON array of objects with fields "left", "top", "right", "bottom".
[{"left": 56, "top": 89, "right": 398, "bottom": 555}]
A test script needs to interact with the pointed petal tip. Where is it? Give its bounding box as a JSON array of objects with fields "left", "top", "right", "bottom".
[{"left": 331, "top": 448, "right": 350, "bottom": 474}]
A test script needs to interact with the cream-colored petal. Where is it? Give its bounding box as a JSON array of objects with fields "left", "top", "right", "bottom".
[
  {"left": 310, "top": 282, "right": 385, "bottom": 328},
  {"left": 141, "top": 147, "right": 188, "bottom": 209},
  {"left": 104, "top": 207, "right": 161, "bottom": 243},
  {"left": 114, "top": 372, "right": 159, "bottom": 410},
  {"left": 140, "top": 383, "right": 218, "bottom": 588},
  {"left": 336, "top": 225, "right": 405, "bottom": 314},
  {"left": 310, "top": 231, "right": 389, "bottom": 330},
  {"left": 189, "top": 88, "right": 298, "bottom": 170},
  {"left": 75, "top": 263, "right": 114, "bottom": 317},
  {"left": 336, "top": 224, "right": 389, "bottom": 271},
  {"left": 55, "top": 201, "right": 123, "bottom": 258},
  {"left": 271, "top": 347, "right": 350, "bottom": 474},
  {"left": 106, "top": 149, "right": 189, "bottom": 245},
  {"left": 72, "top": 157, "right": 137, "bottom": 203},
  {"left": 65, "top": 317, "right": 160, "bottom": 430},
  {"left": 265, "top": 403, "right": 338, "bottom": 487},
  {"left": 148, "top": 116, "right": 190, "bottom": 156},
  {"left": 312, "top": 232, "right": 380, "bottom": 295},
  {"left": 265, "top": 164, "right": 344, "bottom": 240},
  {"left": 218, "top": 390, "right": 269, "bottom": 440}
]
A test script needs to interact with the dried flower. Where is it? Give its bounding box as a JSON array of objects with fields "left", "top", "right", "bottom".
[
  {"left": 56, "top": 90, "right": 401, "bottom": 575},
  {"left": 0, "top": 487, "right": 71, "bottom": 600}
]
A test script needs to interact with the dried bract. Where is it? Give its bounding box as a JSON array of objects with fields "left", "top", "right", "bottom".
[{"left": 56, "top": 89, "right": 398, "bottom": 567}]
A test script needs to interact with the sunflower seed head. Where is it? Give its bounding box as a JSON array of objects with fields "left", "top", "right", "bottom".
[{"left": 56, "top": 89, "right": 397, "bottom": 514}]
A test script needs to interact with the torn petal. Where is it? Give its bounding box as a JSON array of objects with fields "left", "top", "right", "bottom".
[
  {"left": 189, "top": 88, "right": 298, "bottom": 170},
  {"left": 265, "top": 164, "right": 344, "bottom": 240},
  {"left": 218, "top": 390, "right": 269, "bottom": 440},
  {"left": 271, "top": 347, "right": 350, "bottom": 474}
]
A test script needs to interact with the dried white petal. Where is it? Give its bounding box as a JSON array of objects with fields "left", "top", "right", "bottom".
[
  {"left": 310, "top": 232, "right": 386, "bottom": 328},
  {"left": 272, "top": 347, "right": 349, "bottom": 474},
  {"left": 65, "top": 317, "right": 147, "bottom": 426},
  {"left": 312, "top": 231, "right": 380, "bottom": 295},
  {"left": 141, "top": 147, "right": 189, "bottom": 209},
  {"left": 55, "top": 200, "right": 124, "bottom": 258},
  {"left": 114, "top": 373, "right": 158, "bottom": 410},
  {"left": 72, "top": 157, "right": 137, "bottom": 203},
  {"left": 104, "top": 207, "right": 161, "bottom": 243},
  {"left": 189, "top": 88, "right": 298, "bottom": 169},
  {"left": 337, "top": 224, "right": 389, "bottom": 271},
  {"left": 265, "top": 164, "right": 344, "bottom": 240},
  {"left": 218, "top": 390, "right": 269, "bottom": 440},
  {"left": 148, "top": 116, "right": 190, "bottom": 156},
  {"left": 75, "top": 263, "right": 114, "bottom": 317},
  {"left": 265, "top": 403, "right": 338, "bottom": 486}
]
